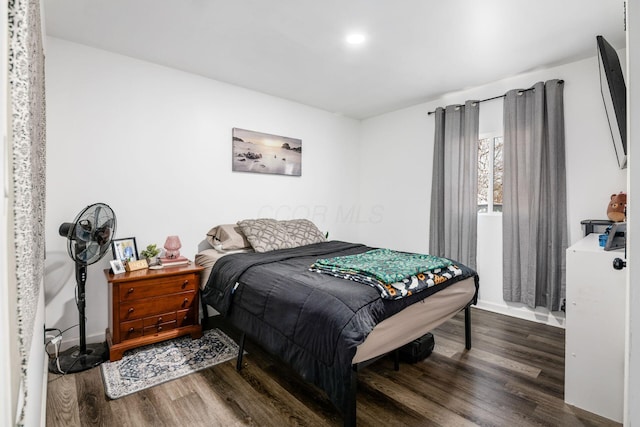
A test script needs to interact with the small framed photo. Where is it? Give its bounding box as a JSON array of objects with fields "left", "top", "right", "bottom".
[
  {"left": 111, "top": 237, "right": 139, "bottom": 262},
  {"left": 110, "top": 259, "right": 126, "bottom": 275}
]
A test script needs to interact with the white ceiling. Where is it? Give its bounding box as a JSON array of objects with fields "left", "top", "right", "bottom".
[{"left": 44, "top": 0, "right": 626, "bottom": 119}]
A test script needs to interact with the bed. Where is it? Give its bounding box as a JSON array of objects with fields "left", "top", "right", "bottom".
[{"left": 196, "top": 220, "right": 479, "bottom": 426}]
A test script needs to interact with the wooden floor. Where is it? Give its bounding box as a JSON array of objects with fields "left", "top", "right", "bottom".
[{"left": 46, "top": 308, "right": 620, "bottom": 426}]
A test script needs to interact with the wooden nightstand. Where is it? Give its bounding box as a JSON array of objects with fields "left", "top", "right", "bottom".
[{"left": 104, "top": 263, "right": 204, "bottom": 361}]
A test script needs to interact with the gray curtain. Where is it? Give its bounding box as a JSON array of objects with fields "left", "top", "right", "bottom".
[
  {"left": 502, "top": 80, "right": 567, "bottom": 310},
  {"left": 429, "top": 101, "right": 479, "bottom": 269}
]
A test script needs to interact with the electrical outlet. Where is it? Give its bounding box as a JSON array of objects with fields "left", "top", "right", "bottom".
[{"left": 44, "top": 325, "right": 59, "bottom": 345}]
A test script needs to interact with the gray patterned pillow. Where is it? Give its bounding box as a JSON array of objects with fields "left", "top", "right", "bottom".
[
  {"left": 280, "top": 219, "right": 326, "bottom": 247},
  {"left": 237, "top": 218, "right": 295, "bottom": 253}
]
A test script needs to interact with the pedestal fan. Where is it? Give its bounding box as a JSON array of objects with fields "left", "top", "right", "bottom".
[{"left": 50, "top": 203, "right": 116, "bottom": 374}]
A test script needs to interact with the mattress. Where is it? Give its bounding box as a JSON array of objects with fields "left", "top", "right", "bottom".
[
  {"left": 194, "top": 248, "right": 251, "bottom": 290},
  {"left": 353, "top": 276, "right": 476, "bottom": 363}
]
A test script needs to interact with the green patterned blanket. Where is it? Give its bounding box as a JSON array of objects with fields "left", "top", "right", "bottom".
[{"left": 310, "top": 248, "right": 462, "bottom": 300}]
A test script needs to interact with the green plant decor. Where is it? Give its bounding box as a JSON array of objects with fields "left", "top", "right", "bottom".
[{"left": 140, "top": 244, "right": 160, "bottom": 259}]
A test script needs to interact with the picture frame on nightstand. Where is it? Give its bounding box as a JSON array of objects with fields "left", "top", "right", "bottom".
[
  {"left": 111, "top": 237, "right": 139, "bottom": 262},
  {"left": 109, "top": 259, "right": 126, "bottom": 274}
]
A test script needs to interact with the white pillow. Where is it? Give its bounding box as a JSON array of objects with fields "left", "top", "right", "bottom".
[{"left": 206, "top": 224, "right": 251, "bottom": 250}]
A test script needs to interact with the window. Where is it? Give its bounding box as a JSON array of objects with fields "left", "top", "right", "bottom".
[{"left": 478, "top": 135, "right": 503, "bottom": 213}]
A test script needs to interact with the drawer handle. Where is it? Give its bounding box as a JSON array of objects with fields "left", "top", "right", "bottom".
[
  {"left": 128, "top": 307, "right": 134, "bottom": 314},
  {"left": 182, "top": 280, "right": 189, "bottom": 288},
  {"left": 157, "top": 317, "right": 163, "bottom": 323},
  {"left": 183, "top": 298, "right": 189, "bottom": 306},
  {"left": 128, "top": 327, "right": 134, "bottom": 333},
  {"left": 183, "top": 315, "right": 188, "bottom": 321},
  {"left": 127, "top": 288, "right": 134, "bottom": 294},
  {"left": 157, "top": 326, "right": 163, "bottom": 332}
]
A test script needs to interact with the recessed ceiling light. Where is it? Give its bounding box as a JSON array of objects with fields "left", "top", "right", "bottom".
[{"left": 346, "top": 33, "right": 366, "bottom": 45}]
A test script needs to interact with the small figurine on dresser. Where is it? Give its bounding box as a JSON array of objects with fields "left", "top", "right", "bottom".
[{"left": 607, "top": 192, "right": 627, "bottom": 222}]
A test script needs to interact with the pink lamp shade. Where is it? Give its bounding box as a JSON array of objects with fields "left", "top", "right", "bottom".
[{"left": 164, "top": 235, "right": 182, "bottom": 259}]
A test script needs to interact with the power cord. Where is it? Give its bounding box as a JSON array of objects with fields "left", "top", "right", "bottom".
[
  {"left": 51, "top": 336, "right": 64, "bottom": 374},
  {"left": 44, "top": 327, "right": 61, "bottom": 359},
  {"left": 44, "top": 324, "right": 79, "bottom": 375}
]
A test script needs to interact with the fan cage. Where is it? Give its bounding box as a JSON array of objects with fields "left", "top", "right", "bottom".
[{"left": 63, "top": 202, "right": 117, "bottom": 265}]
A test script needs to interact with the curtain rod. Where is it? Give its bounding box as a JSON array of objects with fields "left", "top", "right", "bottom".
[{"left": 426, "top": 79, "right": 564, "bottom": 115}]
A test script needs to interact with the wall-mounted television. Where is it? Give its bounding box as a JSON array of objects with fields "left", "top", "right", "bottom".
[{"left": 596, "top": 35, "right": 627, "bottom": 169}]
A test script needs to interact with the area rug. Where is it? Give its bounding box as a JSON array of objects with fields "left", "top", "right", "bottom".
[{"left": 101, "top": 328, "right": 240, "bottom": 399}]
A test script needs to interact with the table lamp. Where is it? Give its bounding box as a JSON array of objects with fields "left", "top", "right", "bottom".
[{"left": 163, "top": 235, "right": 181, "bottom": 259}]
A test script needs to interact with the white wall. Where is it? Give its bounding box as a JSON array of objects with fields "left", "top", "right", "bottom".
[
  {"left": 45, "top": 37, "right": 362, "bottom": 345},
  {"left": 22, "top": 291, "right": 46, "bottom": 427},
  {"left": 359, "top": 53, "right": 627, "bottom": 326},
  {"left": 625, "top": 2, "right": 639, "bottom": 424}
]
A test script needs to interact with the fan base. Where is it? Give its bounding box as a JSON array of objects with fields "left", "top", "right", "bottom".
[{"left": 48, "top": 342, "right": 108, "bottom": 374}]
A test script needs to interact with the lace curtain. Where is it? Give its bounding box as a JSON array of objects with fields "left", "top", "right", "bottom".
[{"left": 8, "top": 0, "right": 47, "bottom": 424}]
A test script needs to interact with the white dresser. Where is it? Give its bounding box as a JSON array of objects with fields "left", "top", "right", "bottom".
[{"left": 565, "top": 233, "right": 625, "bottom": 422}]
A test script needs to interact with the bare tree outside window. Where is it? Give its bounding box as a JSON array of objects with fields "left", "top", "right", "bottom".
[
  {"left": 478, "top": 138, "right": 490, "bottom": 213},
  {"left": 477, "top": 136, "right": 503, "bottom": 213},
  {"left": 493, "top": 137, "right": 503, "bottom": 211}
]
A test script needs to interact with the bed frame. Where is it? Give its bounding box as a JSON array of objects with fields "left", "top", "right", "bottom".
[{"left": 231, "top": 302, "right": 473, "bottom": 427}]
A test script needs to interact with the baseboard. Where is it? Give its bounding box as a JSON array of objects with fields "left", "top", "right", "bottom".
[
  {"left": 40, "top": 353, "right": 48, "bottom": 427},
  {"left": 475, "top": 300, "right": 565, "bottom": 328}
]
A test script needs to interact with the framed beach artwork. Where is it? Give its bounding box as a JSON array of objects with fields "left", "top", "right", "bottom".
[{"left": 232, "top": 128, "right": 302, "bottom": 176}]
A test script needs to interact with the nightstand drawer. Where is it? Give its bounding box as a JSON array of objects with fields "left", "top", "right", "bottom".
[
  {"left": 143, "top": 320, "right": 177, "bottom": 335},
  {"left": 120, "top": 319, "right": 143, "bottom": 340},
  {"left": 120, "top": 291, "right": 196, "bottom": 320},
  {"left": 143, "top": 311, "right": 177, "bottom": 327},
  {"left": 119, "top": 274, "right": 198, "bottom": 302},
  {"left": 177, "top": 307, "right": 196, "bottom": 327}
]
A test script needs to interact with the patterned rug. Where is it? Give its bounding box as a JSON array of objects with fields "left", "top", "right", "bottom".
[{"left": 101, "top": 328, "right": 239, "bottom": 399}]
